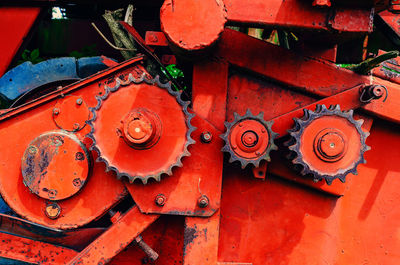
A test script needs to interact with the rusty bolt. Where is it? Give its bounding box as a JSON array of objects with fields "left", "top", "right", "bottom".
[
  {"left": 76, "top": 98, "right": 83, "bottom": 105},
  {"left": 75, "top": 152, "right": 84, "bottom": 161},
  {"left": 200, "top": 131, "right": 212, "bottom": 143},
  {"left": 73, "top": 123, "right": 80, "bottom": 131},
  {"left": 155, "top": 194, "right": 166, "bottom": 206},
  {"left": 372, "top": 85, "right": 385, "bottom": 98},
  {"left": 73, "top": 178, "right": 82, "bottom": 187},
  {"left": 28, "top": 145, "right": 37, "bottom": 155},
  {"left": 53, "top": 108, "right": 60, "bottom": 115},
  {"left": 48, "top": 189, "right": 57, "bottom": 199},
  {"left": 45, "top": 203, "right": 61, "bottom": 219},
  {"left": 198, "top": 195, "right": 209, "bottom": 208}
]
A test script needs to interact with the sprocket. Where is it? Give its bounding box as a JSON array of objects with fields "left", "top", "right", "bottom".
[
  {"left": 286, "top": 104, "right": 370, "bottom": 185},
  {"left": 221, "top": 109, "right": 278, "bottom": 168},
  {"left": 87, "top": 73, "right": 195, "bottom": 184}
]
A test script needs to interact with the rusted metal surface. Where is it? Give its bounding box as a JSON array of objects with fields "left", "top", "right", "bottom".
[
  {"left": 0, "top": 59, "right": 148, "bottom": 229},
  {"left": 0, "top": 232, "right": 77, "bottom": 264},
  {"left": 0, "top": 213, "right": 106, "bottom": 250},
  {"left": 183, "top": 213, "right": 220, "bottom": 265},
  {"left": 66, "top": 206, "right": 159, "bottom": 265},
  {"left": 21, "top": 131, "right": 90, "bottom": 201},
  {"left": 1, "top": 2, "right": 400, "bottom": 265},
  {"left": 134, "top": 235, "right": 159, "bottom": 261}
]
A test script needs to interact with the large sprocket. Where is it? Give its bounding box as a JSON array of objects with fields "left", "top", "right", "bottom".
[
  {"left": 286, "top": 104, "right": 370, "bottom": 185},
  {"left": 87, "top": 73, "right": 195, "bottom": 184}
]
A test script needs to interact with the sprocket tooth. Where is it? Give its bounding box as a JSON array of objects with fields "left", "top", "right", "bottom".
[
  {"left": 338, "top": 175, "right": 346, "bottom": 183},
  {"left": 346, "top": 109, "right": 354, "bottom": 117},
  {"left": 270, "top": 144, "right": 278, "bottom": 151},
  {"left": 221, "top": 145, "right": 230, "bottom": 152},
  {"left": 233, "top": 112, "right": 240, "bottom": 120},
  {"left": 240, "top": 160, "right": 248, "bottom": 169},
  {"left": 245, "top": 108, "right": 253, "bottom": 117},
  {"left": 325, "top": 177, "right": 334, "bottom": 185}
]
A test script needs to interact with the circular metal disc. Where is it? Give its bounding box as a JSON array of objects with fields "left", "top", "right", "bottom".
[{"left": 21, "top": 131, "right": 90, "bottom": 200}]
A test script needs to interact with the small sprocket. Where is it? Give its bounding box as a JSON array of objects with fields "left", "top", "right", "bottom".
[
  {"left": 221, "top": 109, "right": 278, "bottom": 169},
  {"left": 286, "top": 104, "right": 370, "bottom": 185},
  {"left": 87, "top": 73, "right": 195, "bottom": 184}
]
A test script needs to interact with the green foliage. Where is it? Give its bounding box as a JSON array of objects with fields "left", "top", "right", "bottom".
[
  {"left": 162, "top": 64, "right": 186, "bottom": 91},
  {"left": 17, "top": 49, "right": 44, "bottom": 65},
  {"left": 69, "top": 44, "right": 98, "bottom": 58},
  {"left": 165, "top": 64, "right": 184, "bottom": 79}
]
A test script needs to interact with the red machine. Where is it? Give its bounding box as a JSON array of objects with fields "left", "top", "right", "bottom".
[{"left": 0, "top": 0, "right": 400, "bottom": 264}]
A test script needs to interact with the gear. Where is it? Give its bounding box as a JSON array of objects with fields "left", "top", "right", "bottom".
[
  {"left": 221, "top": 109, "right": 278, "bottom": 169},
  {"left": 87, "top": 73, "right": 195, "bottom": 184},
  {"left": 286, "top": 104, "right": 370, "bottom": 185}
]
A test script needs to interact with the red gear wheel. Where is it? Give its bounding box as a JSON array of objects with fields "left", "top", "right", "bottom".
[
  {"left": 88, "top": 74, "right": 195, "bottom": 184},
  {"left": 287, "top": 104, "right": 370, "bottom": 185},
  {"left": 221, "top": 109, "right": 278, "bottom": 168}
]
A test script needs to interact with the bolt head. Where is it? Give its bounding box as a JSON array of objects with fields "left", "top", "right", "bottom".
[
  {"left": 53, "top": 108, "right": 60, "bottom": 115},
  {"left": 28, "top": 146, "right": 37, "bottom": 155},
  {"left": 155, "top": 194, "right": 166, "bottom": 206},
  {"left": 198, "top": 195, "right": 209, "bottom": 208},
  {"left": 45, "top": 203, "right": 61, "bottom": 219},
  {"left": 200, "top": 132, "right": 212, "bottom": 143},
  {"left": 76, "top": 98, "right": 83, "bottom": 105}
]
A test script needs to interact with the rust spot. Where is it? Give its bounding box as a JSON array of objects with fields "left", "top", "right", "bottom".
[{"left": 183, "top": 226, "right": 198, "bottom": 255}]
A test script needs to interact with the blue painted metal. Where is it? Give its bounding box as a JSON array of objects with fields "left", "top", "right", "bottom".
[
  {"left": 0, "top": 56, "right": 115, "bottom": 102},
  {"left": 0, "top": 196, "right": 13, "bottom": 215},
  {"left": 0, "top": 257, "right": 33, "bottom": 265}
]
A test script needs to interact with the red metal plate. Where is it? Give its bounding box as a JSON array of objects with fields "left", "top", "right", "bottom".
[{"left": 126, "top": 115, "right": 224, "bottom": 217}]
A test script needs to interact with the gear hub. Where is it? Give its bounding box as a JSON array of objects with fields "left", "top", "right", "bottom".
[
  {"left": 120, "top": 108, "right": 162, "bottom": 149},
  {"left": 221, "top": 109, "right": 278, "bottom": 168},
  {"left": 88, "top": 74, "right": 195, "bottom": 184},
  {"left": 287, "top": 104, "right": 370, "bottom": 184}
]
